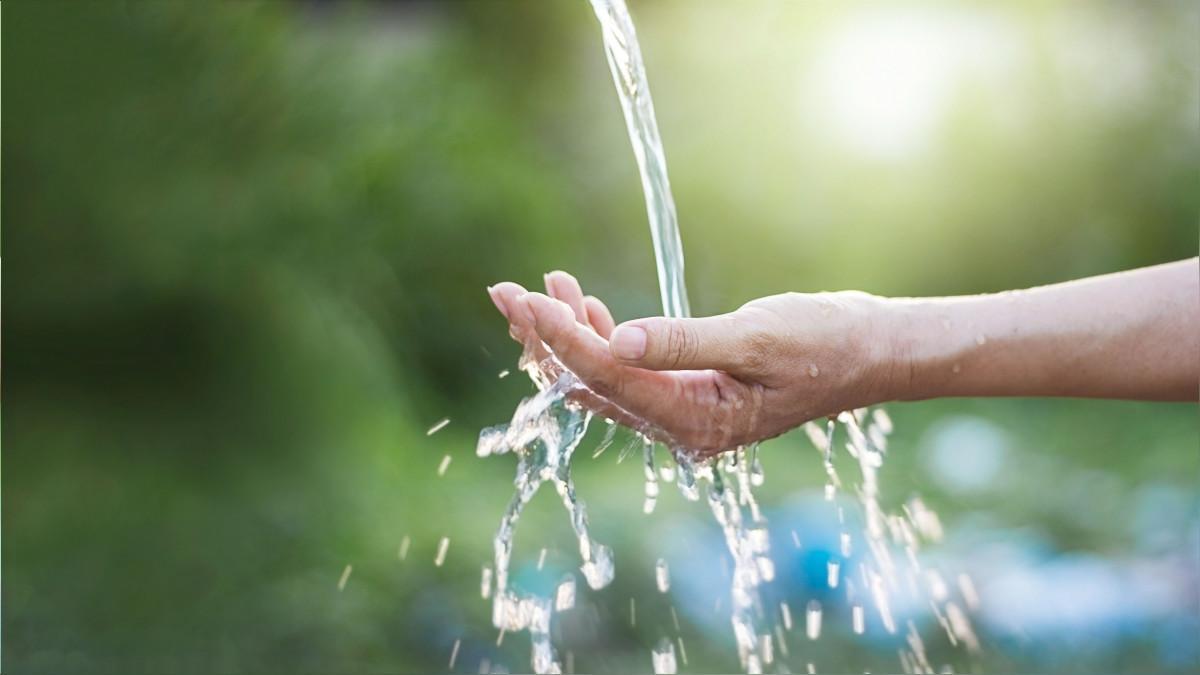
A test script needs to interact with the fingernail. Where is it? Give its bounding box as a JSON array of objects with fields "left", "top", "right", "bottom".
[
  {"left": 610, "top": 325, "right": 647, "bottom": 360},
  {"left": 515, "top": 293, "right": 537, "bottom": 324},
  {"left": 487, "top": 286, "right": 509, "bottom": 319}
]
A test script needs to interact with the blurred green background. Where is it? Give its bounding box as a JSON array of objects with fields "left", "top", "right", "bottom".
[{"left": 4, "top": 1, "right": 1198, "bottom": 673}]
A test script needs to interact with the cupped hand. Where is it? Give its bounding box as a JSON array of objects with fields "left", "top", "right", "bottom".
[{"left": 488, "top": 271, "right": 893, "bottom": 456}]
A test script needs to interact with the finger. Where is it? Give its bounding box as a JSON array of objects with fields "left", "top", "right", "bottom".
[
  {"left": 489, "top": 282, "right": 542, "bottom": 345},
  {"left": 584, "top": 295, "right": 616, "bottom": 339},
  {"left": 520, "top": 292, "right": 686, "bottom": 422},
  {"left": 609, "top": 314, "right": 752, "bottom": 373},
  {"left": 486, "top": 284, "right": 511, "bottom": 320},
  {"left": 544, "top": 270, "right": 590, "bottom": 327}
]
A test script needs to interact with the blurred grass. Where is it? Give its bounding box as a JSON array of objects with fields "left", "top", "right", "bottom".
[{"left": 3, "top": 1, "right": 1197, "bottom": 673}]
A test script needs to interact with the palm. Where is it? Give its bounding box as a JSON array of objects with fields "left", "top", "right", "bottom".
[{"left": 489, "top": 273, "right": 763, "bottom": 453}]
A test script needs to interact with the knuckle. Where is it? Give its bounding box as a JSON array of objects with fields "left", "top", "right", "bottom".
[{"left": 665, "top": 321, "right": 699, "bottom": 369}]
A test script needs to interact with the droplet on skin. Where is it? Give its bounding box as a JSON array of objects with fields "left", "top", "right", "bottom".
[
  {"left": 426, "top": 418, "right": 450, "bottom": 436},
  {"left": 437, "top": 454, "right": 452, "bottom": 476},
  {"left": 434, "top": 537, "right": 450, "bottom": 567},
  {"left": 808, "top": 364, "right": 820, "bottom": 378},
  {"left": 337, "top": 564, "right": 352, "bottom": 591}
]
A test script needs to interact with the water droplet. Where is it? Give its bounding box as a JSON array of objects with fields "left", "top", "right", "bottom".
[
  {"left": 975, "top": 334, "right": 987, "bottom": 346},
  {"left": 630, "top": 597, "right": 637, "bottom": 626},
  {"left": 808, "top": 364, "right": 820, "bottom": 378},
  {"left": 498, "top": 369, "right": 510, "bottom": 379},
  {"left": 827, "top": 560, "right": 841, "bottom": 588},
  {"left": 806, "top": 600, "right": 823, "bottom": 640},
  {"left": 651, "top": 637, "right": 677, "bottom": 674},
  {"left": 337, "top": 564, "right": 352, "bottom": 591},
  {"left": 774, "top": 624, "right": 790, "bottom": 658},
  {"left": 824, "top": 483, "right": 836, "bottom": 500},
  {"left": 760, "top": 634, "right": 774, "bottom": 664},
  {"left": 840, "top": 532, "right": 852, "bottom": 557},
  {"left": 435, "top": 537, "right": 450, "bottom": 567},
  {"left": 426, "top": 417, "right": 450, "bottom": 436},
  {"left": 581, "top": 543, "right": 614, "bottom": 589},
  {"left": 398, "top": 535, "right": 411, "bottom": 561},
  {"left": 791, "top": 530, "right": 802, "bottom": 549},
  {"left": 852, "top": 604, "right": 865, "bottom": 634},
  {"left": 437, "top": 454, "right": 453, "bottom": 477},
  {"left": 952, "top": 363, "right": 961, "bottom": 374},
  {"left": 481, "top": 566, "right": 493, "bottom": 599},
  {"left": 780, "top": 601, "right": 793, "bottom": 631},
  {"left": 536, "top": 547, "right": 547, "bottom": 570},
  {"left": 659, "top": 463, "right": 676, "bottom": 482},
  {"left": 655, "top": 558, "right": 671, "bottom": 593},
  {"left": 676, "top": 636, "right": 689, "bottom": 666},
  {"left": 757, "top": 555, "right": 776, "bottom": 581},
  {"left": 958, "top": 573, "right": 981, "bottom": 610},
  {"left": 449, "top": 638, "right": 461, "bottom": 669},
  {"left": 555, "top": 574, "right": 576, "bottom": 611}
]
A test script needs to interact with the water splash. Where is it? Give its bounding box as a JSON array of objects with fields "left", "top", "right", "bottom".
[
  {"left": 473, "top": 0, "right": 980, "bottom": 671},
  {"left": 477, "top": 368, "right": 613, "bottom": 672}
]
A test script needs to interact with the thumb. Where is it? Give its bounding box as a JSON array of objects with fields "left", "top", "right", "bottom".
[{"left": 608, "top": 314, "right": 749, "bottom": 372}]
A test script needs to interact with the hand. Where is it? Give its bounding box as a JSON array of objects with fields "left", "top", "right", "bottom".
[{"left": 488, "top": 271, "right": 893, "bottom": 456}]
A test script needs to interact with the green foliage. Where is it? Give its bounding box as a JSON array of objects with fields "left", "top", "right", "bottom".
[{"left": 4, "top": 2, "right": 1197, "bottom": 673}]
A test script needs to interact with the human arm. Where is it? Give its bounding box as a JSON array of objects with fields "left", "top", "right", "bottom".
[{"left": 487, "top": 259, "right": 1199, "bottom": 455}]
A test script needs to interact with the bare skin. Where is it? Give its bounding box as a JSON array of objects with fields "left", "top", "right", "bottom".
[{"left": 488, "top": 258, "right": 1199, "bottom": 456}]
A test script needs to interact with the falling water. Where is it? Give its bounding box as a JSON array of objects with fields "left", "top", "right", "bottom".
[
  {"left": 587, "top": 0, "right": 689, "bottom": 320},
  {"left": 475, "top": 0, "right": 980, "bottom": 671}
]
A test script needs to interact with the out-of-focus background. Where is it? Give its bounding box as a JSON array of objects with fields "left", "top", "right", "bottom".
[{"left": 5, "top": 1, "right": 1198, "bottom": 673}]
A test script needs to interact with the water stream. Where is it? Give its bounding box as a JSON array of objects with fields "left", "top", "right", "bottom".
[{"left": 475, "top": 1, "right": 979, "bottom": 672}]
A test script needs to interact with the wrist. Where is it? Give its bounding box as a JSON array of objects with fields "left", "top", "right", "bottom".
[{"left": 869, "top": 295, "right": 921, "bottom": 403}]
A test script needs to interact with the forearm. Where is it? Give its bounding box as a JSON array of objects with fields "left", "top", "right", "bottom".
[{"left": 877, "top": 258, "right": 1199, "bottom": 402}]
